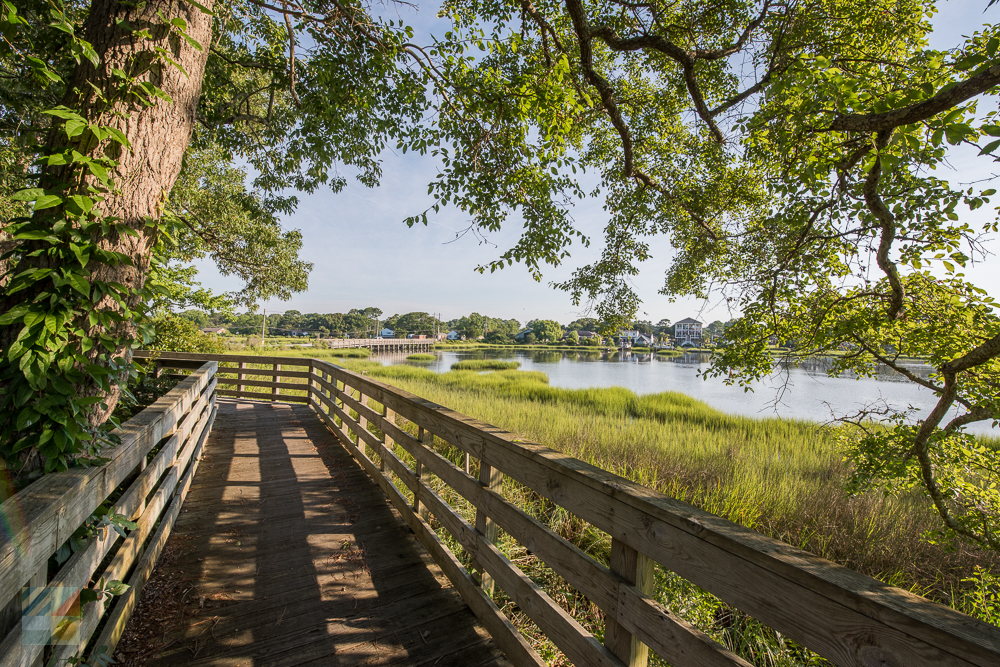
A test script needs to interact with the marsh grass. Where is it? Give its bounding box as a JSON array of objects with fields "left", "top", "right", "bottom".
[
  {"left": 451, "top": 359, "right": 522, "bottom": 371},
  {"left": 229, "top": 352, "right": 999, "bottom": 665},
  {"left": 407, "top": 353, "right": 437, "bottom": 361}
]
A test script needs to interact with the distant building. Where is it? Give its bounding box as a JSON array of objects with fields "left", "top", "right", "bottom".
[
  {"left": 200, "top": 327, "right": 228, "bottom": 335},
  {"left": 576, "top": 330, "right": 599, "bottom": 340},
  {"left": 447, "top": 330, "right": 463, "bottom": 340},
  {"left": 618, "top": 331, "right": 654, "bottom": 346},
  {"left": 379, "top": 328, "right": 395, "bottom": 338},
  {"left": 514, "top": 328, "right": 533, "bottom": 341},
  {"left": 674, "top": 318, "right": 702, "bottom": 347}
]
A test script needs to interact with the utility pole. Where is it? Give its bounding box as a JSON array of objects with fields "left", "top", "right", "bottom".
[{"left": 261, "top": 309, "right": 266, "bottom": 340}]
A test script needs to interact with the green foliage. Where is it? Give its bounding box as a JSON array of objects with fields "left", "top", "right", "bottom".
[
  {"left": 411, "top": 0, "right": 1000, "bottom": 549},
  {"left": 148, "top": 316, "right": 227, "bottom": 354},
  {"left": 0, "top": 0, "right": 181, "bottom": 473},
  {"left": 527, "top": 319, "right": 562, "bottom": 342},
  {"left": 111, "top": 373, "right": 178, "bottom": 422},
  {"left": 162, "top": 146, "right": 312, "bottom": 308},
  {"left": 0, "top": 0, "right": 438, "bottom": 474}
]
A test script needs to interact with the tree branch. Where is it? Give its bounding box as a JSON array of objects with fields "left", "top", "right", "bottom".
[
  {"left": 862, "top": 130, "right": 906, "bottom": 320},
  {"left": 829, "top": 61, "right": 1000, "bottom": 132}
]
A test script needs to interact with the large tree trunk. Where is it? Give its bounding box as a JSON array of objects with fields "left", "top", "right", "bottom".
[{"left": 0, "top": 0, "right": 213, "bottom": 465}]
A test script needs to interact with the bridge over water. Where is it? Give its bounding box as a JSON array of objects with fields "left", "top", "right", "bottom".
[{"left": 2, "top": 351, "right": 999, "bottom": 667}]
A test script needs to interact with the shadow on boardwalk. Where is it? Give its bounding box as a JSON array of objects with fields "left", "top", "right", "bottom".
[{"left": 117, "top": 399, "right": 510, "bottom": 667}]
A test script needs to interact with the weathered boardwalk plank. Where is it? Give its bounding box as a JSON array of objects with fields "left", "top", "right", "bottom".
[{"left": 121, "top": 399, "right": 510, "bottom": 666}]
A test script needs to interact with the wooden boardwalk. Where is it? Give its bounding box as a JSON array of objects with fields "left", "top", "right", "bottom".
[{"left": 125, "top": 398, "right": 510, "bottom": 667}]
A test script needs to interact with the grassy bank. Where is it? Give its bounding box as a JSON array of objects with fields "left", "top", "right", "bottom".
[
  {"left": 451, "top": 359, "right": 521, "bottom": 371},
  {"left": 407, "top": 353, "right": 437, "bottom": 361},
  {"left": 218, "top": 350, "right": 999, "bottom": 664}
]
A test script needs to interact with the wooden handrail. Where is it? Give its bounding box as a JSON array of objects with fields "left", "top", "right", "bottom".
[
  {"left": 0, "top": 361, "right": 218, "bottom": 667},
  {"left": 130, "top": 353, "right": 1000, "bottom": 667}
]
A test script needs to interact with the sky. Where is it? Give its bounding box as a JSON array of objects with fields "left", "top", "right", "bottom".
[{"left": 191, "top": 0, "right": 1000, "bottom": 326}]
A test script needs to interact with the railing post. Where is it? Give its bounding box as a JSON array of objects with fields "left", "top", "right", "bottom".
[
  {"left": 381, "top": 405, "right": 394, "bottom": 473},
  {"left": 272, "top": 363, "right": 281, "bottom": 399},
  {"left": 413, "top": 427, "right": 432, "bottom": 522},
  {"left": 605, "top": 538, "right": 656, "bottom": 667},
  {"left": 238, "top": 361, "right": 246, "bottom": 399},
  {"left": 358, "top": 392, "right": 371, "bottom": 460},
  {"left": 475, "top": 461, "right": 502, "bottom": 596}
]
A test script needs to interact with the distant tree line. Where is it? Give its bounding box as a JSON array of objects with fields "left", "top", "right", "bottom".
[{"left": 178, "top": 308, "right": 734, "bottom": 343}]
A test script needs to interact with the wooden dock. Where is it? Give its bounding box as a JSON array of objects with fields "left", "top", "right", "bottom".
[{"left": 123, "top": 399, "right": 509, "bottom": 667}]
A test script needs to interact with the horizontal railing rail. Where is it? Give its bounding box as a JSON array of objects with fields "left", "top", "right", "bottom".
[
  {"left": 134, "top": 352, "right": 1000, "bottom": 667},
  {"left": 323, "top": 337, "right": 436, "bottom": 349},
  {"left": 0, "top": 360, "right": 218, "bottom": 667}
]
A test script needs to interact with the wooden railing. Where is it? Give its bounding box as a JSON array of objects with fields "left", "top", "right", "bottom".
[
  {"left": 0, "top": 361, "right": 217, "bottom": 667},
  {"left": 135, "top": 352, "right": 1000, "bottom": 667},
  {"left": 324, "top": 337, "right": 436, "bottom": 350}
]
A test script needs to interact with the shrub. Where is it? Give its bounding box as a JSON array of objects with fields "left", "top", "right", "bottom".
[{"left": 149, "top": 316, "right": 227, "bottom": 354}]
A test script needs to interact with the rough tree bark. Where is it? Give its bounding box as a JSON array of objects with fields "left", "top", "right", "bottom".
[{"left": 0, "top": 0, "right": 214, "bottom": 435}]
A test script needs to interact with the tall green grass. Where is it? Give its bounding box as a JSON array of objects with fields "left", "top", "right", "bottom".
[
  {"left": 340, "top": 361, "right": 999, "bottom": 606},
  {"left": 451, "top": 359, "right": 521, "bottom": 371},
  {"left": 407, "top": 353, "right": 437, "bottom": 361}
]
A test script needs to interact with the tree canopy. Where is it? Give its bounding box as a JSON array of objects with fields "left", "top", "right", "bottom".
[{"left": 2, "top": 0, "right": 1000, "bottom": 551}]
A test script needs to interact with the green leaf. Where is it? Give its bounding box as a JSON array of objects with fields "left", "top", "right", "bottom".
[
  {"left": 33, "top": 195, "right": 63, "bottom": 211},
  {"left": 180, "top": 31, "right": 203, "bottom": 51},
  {"left": 106, "top": 581, "right": 130, "bottom": 596},
  {"left": 42, "top": 107, "right": 85, "bottom": 122},
  {"left": 87, "top": 161, "right": 109, "bottom": 183},
  {"left": 979, "top": 139, "right": 1000, "bottom": 156},
  {"left": 105, "top": 127, "right": 130, "bottom": 147},
  {"left": 11, "top": 188, "right": 44, "bottom": 201},
  {"left": 63, "top": 118, "right": 87, "bottom": 138},
  {"left": 183, "top": 0, "right": 215, "bottom": 14},
  {"left": 69, "top": 273, "right": 90, "bottom": 297}
]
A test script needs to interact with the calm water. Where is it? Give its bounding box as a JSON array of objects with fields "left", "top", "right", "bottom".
[{"left": 372, "top": 348, "right": 998, "bottom": 436}]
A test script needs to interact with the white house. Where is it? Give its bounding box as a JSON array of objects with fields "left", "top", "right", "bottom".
[
  {"left": 674, "top": 318, "right": 702, "bottom": 347},
  {"left": 379, "top": 328, "right": 395, "bottom": 338},
  {"left": 618, "top": 331, "right": 654, "bottom": 346}
]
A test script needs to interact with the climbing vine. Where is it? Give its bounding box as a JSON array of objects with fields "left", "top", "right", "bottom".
[{"left": 0, "top": 0, "right": 208, "bottom": 475}]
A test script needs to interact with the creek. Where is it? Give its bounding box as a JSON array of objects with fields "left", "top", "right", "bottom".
[{"left": 372, "top": 348, "right": 998, "bottom": 436}]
